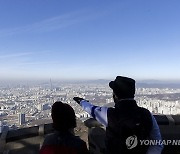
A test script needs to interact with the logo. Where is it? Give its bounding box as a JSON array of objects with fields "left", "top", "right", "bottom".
[{"left": 126, "top": 135, "right": 138, "bottom": 149}]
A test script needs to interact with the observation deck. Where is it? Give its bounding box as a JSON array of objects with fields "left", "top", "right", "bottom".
[{"left": 0, "top": 115, "right": 180, "bottom": 154}]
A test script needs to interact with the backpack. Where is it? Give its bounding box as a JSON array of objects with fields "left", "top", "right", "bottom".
[{"left": 106, "top": 107, "right": 152, "bottom": 154}]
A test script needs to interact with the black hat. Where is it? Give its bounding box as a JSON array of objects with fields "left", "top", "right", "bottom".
[
  {"left": 52, "top": 101, "right": 76, "bottom": 131},
  {"left": 109, "top": 76, "right": 135, "bottom": 98}
]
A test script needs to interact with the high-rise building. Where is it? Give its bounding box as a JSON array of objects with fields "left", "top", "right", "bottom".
[
  {"left": 19, "top": 113, "right": 25, "bottom": 125},
  {"left": 0, "top": 121, "right": 2, "bottom": 133}
]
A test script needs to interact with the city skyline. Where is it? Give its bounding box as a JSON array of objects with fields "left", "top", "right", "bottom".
[
  {"left": 0, "top": 0, "right": 180, "bottom": 80},
  {"left": 0, "top": 80, "right": 180, "bottom": 131}
]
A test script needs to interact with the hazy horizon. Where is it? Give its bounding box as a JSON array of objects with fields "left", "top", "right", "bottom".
[{"left": 1, "top": 77, "right": 180, "bottom": 84}]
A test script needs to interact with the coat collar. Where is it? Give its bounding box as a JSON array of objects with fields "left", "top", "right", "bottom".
[{"left": 115, "top": 99, "right": 138, "bottom": 110}]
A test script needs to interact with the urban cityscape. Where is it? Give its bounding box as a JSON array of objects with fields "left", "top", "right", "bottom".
[{"left": 0, "top": 80, "right": 180, "bottom": 133}]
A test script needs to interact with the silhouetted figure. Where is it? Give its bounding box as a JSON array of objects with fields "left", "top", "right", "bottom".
[
  {"left": 74, "top": 76, "right": 163, "bottom": 154},
  {"left": 40, "top": 101, "right": 89, "bottom": 154}
]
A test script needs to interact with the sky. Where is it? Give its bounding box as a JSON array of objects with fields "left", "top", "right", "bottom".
[{"left": 0, "top": 0, "right": 180, "bottom": 81}]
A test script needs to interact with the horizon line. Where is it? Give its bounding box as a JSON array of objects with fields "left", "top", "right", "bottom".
[{"left": 1, "top": 78, "right": 180, "bottom": 83}]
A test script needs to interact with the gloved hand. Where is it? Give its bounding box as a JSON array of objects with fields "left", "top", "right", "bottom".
[{"left": 73, "top": 97, "right": 84, "bottom": 104}]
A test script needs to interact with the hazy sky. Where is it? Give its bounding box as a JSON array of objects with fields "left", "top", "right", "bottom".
[{"left": 0, "top": 0, "right": 180, "bottom": 80}]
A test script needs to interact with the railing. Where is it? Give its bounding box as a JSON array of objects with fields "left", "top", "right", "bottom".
[
  {"left": 0, "top": 123, "right": 54, "bottom": 154},
  {"left": 0, "top": 115, "right": 180, "bottom": 154}
]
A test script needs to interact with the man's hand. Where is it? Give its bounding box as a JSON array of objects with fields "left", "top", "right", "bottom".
[{"left": 73, "top": 97, "right": 84, "bottom": 104}]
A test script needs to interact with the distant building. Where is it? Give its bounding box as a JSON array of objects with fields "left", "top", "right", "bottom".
[
  {"left": 42, "top": 104, "right": 51, "bottom": 110},
  {"left": 19, "top": 113, "right": 25, "bottom": 125},
  {"left": 76, "top": 112, "right": 90, "bottom": 119},
  {"left": 0, "top": 103, "right": 7, "bottom": 110},
  {"left": 0, "top": 111, "right": 7, "bottom": 116},
  {"left": 106, "top": 98, "right": 113, "bottom": 104},
  {"left": 37, "top": 104, "right": 42, "bottom": 111},
  {"left": 0, "top": 121, "right": 2, "bottom": 133}
]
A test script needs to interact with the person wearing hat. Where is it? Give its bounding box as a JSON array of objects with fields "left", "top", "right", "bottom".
[
  {"left": 40, "top": 101, "right": 89, "bottom": 154},
  {"left": 73, "top": 76, "right": 163, "bottom": 154}
]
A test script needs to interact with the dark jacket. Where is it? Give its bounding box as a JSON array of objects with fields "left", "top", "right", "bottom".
[
  {"left": 40, "top": 131, "right": 89, "bottom": 154},
  {"left": 106, "top": 100, "right": 153, "bottom": 154}
]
